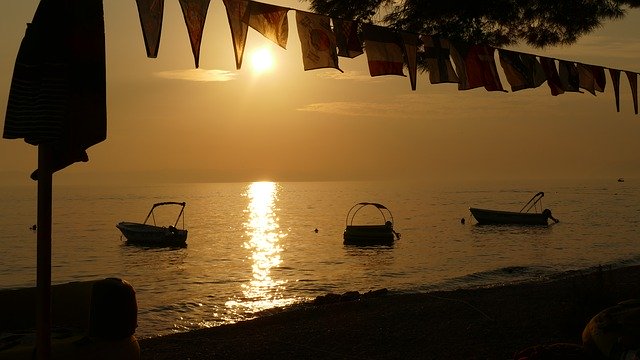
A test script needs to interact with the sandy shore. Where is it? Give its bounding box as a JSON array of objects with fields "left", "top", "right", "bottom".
[{"left": 138, "top": 265, "right": 640, "bottom": 359}]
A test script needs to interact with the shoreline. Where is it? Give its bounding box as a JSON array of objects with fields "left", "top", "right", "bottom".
[{"left": 138, "top": 264, "right": 640, "bottom": 359}]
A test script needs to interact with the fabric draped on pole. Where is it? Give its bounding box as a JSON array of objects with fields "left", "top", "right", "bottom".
[{"left": 3, "top": 0, "right": 107, "bottom": 180}]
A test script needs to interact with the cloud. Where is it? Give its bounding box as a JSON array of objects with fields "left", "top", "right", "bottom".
[
  {"left": 155, "top": 69, "right": 238, "bottom": 82},
  {"left": 313, "top": 70, "right": 381, "bottom": 82}
]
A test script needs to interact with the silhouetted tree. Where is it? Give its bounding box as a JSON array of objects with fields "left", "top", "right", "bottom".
[{"left": 305, "top": 0, "right": 640, "bottom": 48}]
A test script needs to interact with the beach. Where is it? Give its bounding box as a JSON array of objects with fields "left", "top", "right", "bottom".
[{"left": 138, "top": 265, "right": 640, "bottom": 359}]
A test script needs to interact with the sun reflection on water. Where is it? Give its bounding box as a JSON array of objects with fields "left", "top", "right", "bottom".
[{"left": 225, "top": 181, "right": 295, "bottom": 316}]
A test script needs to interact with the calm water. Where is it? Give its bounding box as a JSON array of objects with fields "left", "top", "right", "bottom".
[{"left": 1, "top": 179, "right": 639, "bottom": 338}]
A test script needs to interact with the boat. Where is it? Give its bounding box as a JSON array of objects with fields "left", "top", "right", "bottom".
[
  {"left": 469, "top": 192, "right": 559, "bottom": 225},
  {"left": 343, "top": 202, "right": 401, "bottom": 245},
  {"left": 116, "top": 201, "right": 188, "bottom": 247}
]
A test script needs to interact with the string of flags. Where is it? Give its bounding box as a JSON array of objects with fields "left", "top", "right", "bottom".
[{"left": 135, "top": 0, "right": 639, "bottom": 115}]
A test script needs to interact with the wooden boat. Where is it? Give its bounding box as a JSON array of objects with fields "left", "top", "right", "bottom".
[
  {"left": 116, "top": 202, "right": 188, "bottom": 247},
  {"left": 469, "top": 192, "right": 559, "bottom": 225},
  {"left": 343, "top": 202, "right": 401, "bottom": 245}
]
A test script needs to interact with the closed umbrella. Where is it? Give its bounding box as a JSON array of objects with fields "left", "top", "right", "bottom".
[{"left": 3, "top": 0, "right": 106, "bottom": 358}]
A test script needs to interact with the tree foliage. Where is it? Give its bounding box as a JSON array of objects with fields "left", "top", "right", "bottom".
[{"left": 305, "top": 0, "right": 640, "bottom": 48}]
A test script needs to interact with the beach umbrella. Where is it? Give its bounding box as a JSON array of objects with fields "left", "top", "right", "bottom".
[{"left": 3, "top": 0, "right": 107, "bottom": 358}]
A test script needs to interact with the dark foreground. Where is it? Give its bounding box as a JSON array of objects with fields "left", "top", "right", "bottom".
[{"left": 139, "top": 265, "right": 640, "bottom": 359}]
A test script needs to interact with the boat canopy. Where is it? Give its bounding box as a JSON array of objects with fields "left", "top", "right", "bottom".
[{"left": 345, "top": 202, "right": 394, "bottom": 226}]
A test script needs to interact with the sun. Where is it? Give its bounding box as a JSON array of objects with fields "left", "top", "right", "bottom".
[{"left": 249, "top": 47, "right": 274, "bottom": 74}]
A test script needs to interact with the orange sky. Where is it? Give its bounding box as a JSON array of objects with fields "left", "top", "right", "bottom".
[{"left": 1, "top": 1, "right": 639, "bottom": 185}]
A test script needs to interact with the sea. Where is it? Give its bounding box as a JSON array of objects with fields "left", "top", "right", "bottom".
[{"left": 1, "top": 179, "right": 638, "bottom": 339}]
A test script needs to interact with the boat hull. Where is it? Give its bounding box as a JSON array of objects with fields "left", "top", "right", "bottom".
[
  {"left": 469, "top": 208, "right": 549, "bottom": 225},
  {"left": 343, "top": 225, "right": 395, "bottom": 245},
  {"left": 116, "top": 222, "right": 187, "bottom": 247}
]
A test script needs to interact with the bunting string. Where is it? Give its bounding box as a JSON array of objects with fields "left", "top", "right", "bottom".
[{"left": 134, "top": 0, "right": 639, "bottom": 115}]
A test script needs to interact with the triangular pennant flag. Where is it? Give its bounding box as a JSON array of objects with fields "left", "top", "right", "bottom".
[
  {"left": 332, "top": 18, "right": 363, "bottom": 58},
  {"left": 498, "top": 49, "right": 545, "bottom": 91},
  {"left": 361, "top": 24, "right": 405, "bottom": 77},
  {"left": 135, "top": 0, "right": 164, "bottom": 58},
  {"left": 558, "top": 60, "right": 582, "bottom": 93},
  {"left": 400, "top": 32, "right": 420, "bottom": 91},
  {"left": 625, "top": 71, "right": 638, "bottom": 115},
  {"left": 577, "top": 63, "right": 597, "bottom": 95},
  {"left": 246, "top": 1, "right": 289, "bottom": 49},
  {"left": 222, "top": 0, "right": 250, "bottom": 69},
  {"left": 178, "top": 0, "right": 211, "bottom": 68},
  {"left": 421, "top": 35, "right": 458, "bottom": 84},
  {"left": 450, "top": 43, "right": 505, "bottom": 92},
  {"left": 610, "top": 68, "right": 621, "bottom": 112},
  {"left": 296, "top": 11, "right": 342, "bottom": 72},
  {"left": 540, "top": 57, "right": 564, "bottom": 96}
]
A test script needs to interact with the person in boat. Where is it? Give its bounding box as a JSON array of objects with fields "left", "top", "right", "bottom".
[
  {"left": 542, "top": 209, "right": 559, "bottom": 223},
  {"left": 385, "top": 221, "right": 401, "bottom": 239}
]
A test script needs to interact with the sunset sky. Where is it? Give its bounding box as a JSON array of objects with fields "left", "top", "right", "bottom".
[{"left": 1, "top": 1, "right": 639, "bottom": 185}]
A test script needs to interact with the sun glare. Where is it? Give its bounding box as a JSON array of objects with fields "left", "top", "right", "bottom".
[{"left": 249, "top": 47, "right": 274, "bottom": 74}]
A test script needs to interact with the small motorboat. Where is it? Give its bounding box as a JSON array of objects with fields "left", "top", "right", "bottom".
[
  {"left": 343, "top": 202, "right": 400, "bottom": 245},
  {"left": 469, "top": 191, "right": 559, "bottom": 226},
  {"left": 117, "top": 201, "right": 188, "bottom": 247}
]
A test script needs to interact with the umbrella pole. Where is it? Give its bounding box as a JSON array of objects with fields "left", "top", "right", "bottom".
[{"left": 36, "top": 143, "right": 52, "bottom": 360}]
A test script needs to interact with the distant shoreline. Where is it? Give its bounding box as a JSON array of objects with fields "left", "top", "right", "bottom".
[{"left": 138, "top": 264, "right": 640, "bottom": 359}]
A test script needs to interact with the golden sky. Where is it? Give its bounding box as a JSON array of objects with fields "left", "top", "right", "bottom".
[{"left": 1, "top": 0, "right": 639, "bottom": 185}]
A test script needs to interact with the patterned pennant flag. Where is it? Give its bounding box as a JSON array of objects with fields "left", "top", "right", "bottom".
[
  {"left": 178, "top": 0, "right": 211, "bottom": 68},
  {"left": 450, "top": 43, "right": 505, "bottom": 92},
  {"left": 332, "top": 18, "right": 363, "bottom": 58},
  {"left": 222, "top": 0, "right": 250, "bottom": 69},
  {"left": 400, "top": 32, "right": 420, "bottom": 91},
  {"left": 498, "top": 49, "right": 545, "bottom": 91},
  {"left": 296, "top": 11, "right": 341, "bottom": 72},
  {"left": 361, "top": 24, "right": 405, "bottom": 77},
  {"left": 625, "top": 71, "right": 638, "bottom": 114},
  {"left": 540, "top": 57, "right": 564, "bottom": 96},
  {"left": 421, "top": 35, "right": 458, "bottom": 84},
  {"left": 135, "top": 0, "right": 164, "bottom": 58},
  {"left": 610, "top": 68, "right": 621, "bottom": 112},
  {"left": 558, "top": 61, "right": 582, "bottom": 93},
  {"left": 246, "top": 1, "right": 289, "bottom": 49}
]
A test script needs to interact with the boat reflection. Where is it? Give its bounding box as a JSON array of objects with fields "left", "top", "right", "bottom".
[{"left": 226, "top": 182, "right": 295, "bottom": 315}]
